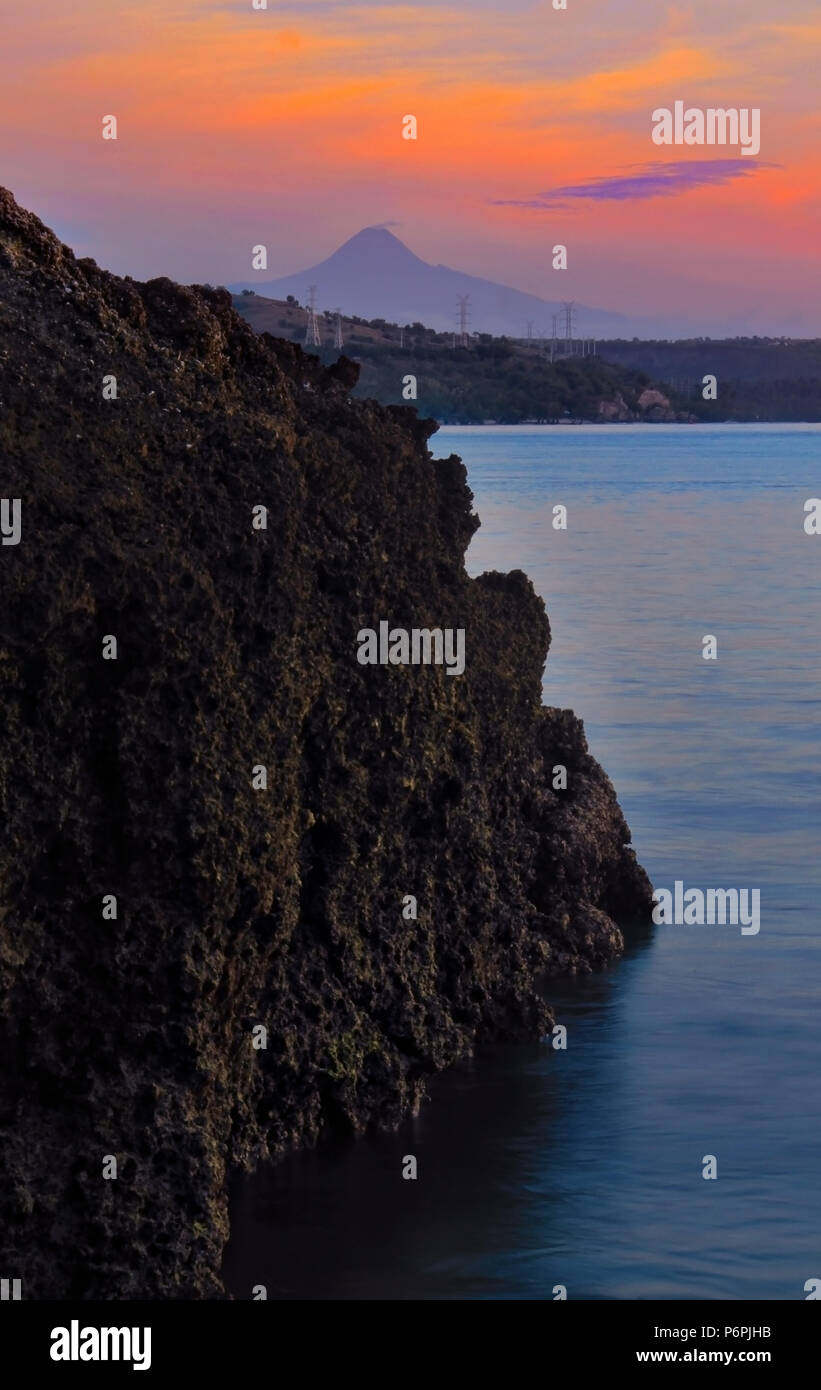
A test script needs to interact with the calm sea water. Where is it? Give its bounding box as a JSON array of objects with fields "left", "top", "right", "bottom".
[{"left": 224, "top": 424, "right": 821, "bottom": 1301}]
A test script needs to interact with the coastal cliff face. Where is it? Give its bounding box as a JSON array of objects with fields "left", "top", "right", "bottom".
[{"left": 0, "top": 189, "right": 652, "bottom": 1299}]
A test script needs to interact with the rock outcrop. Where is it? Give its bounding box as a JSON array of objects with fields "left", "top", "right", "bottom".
[
  {"left": 599, "top": 387, "right": 696, "bottom": 423},
  {"left": 0, "top": 188, "right": 652, "bottom": 1299}
]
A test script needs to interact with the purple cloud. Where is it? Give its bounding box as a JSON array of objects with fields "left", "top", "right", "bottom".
[{"left": 491, "top": 159, "right": 777, "bottom": 209}]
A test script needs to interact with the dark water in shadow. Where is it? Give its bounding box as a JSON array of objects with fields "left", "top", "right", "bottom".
[{"left": 224, "top": 426, "right": 821, "bottom": 1300}]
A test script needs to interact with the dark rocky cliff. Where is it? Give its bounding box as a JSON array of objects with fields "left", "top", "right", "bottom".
[{"left": 0, "top": 188, "right": 651, "bottom": 1299}]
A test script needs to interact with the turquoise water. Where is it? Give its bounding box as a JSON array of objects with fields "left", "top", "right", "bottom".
[{"left": 224, "top": 424, "right": 821, "bottom": 1300}]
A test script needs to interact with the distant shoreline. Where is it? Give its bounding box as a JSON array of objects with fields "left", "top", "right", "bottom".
[{"left": 437, "top": 418, "right": 821, "bottom": 429}]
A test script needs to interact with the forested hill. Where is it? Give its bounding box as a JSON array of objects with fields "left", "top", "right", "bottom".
[
  {"left": 232, "top": 293, "right": 695, "bottom": 424},
  {"left": 233, "top": 293, "right": 821, "bottom": 424},
  {"left": 596, "top": 338, "right": 821, "bottom": 422}
]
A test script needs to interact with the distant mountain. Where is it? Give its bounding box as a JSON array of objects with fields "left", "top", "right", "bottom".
[{"left": 229, "top": 226, "right": 632, "bottom": 339}]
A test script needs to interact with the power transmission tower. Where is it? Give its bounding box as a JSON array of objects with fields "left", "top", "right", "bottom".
[
  {"left": 562, "top": 300, "right": 575, "bottom": 355},
  {"left": 456, "top": 294, "right": 470, "bottom": 347},
  {"left": 551, "top": 312, "right": 558, "bottom": 363},
  {"left": 525, "top": 319, "right": 534, "bottom": 343},
  {"left": 333, "top": 308, "right": 343, "bottom": 351},
  {"left": 304, "top": 285, "right": 321, "bottom": 348}
]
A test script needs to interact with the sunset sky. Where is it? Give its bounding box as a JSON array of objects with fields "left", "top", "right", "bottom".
[{"left": 2, "top": 0, "right": 819, "bottom": 335}]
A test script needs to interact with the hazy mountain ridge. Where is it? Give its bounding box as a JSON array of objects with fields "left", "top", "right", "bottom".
[{"left": 230, "top": 225, "right": 633, "bottom": 339}]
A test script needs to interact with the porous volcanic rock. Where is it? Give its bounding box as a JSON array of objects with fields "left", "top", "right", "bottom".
[{"left": 0, "top": 188, "right": 652, "bottom": 1298}]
